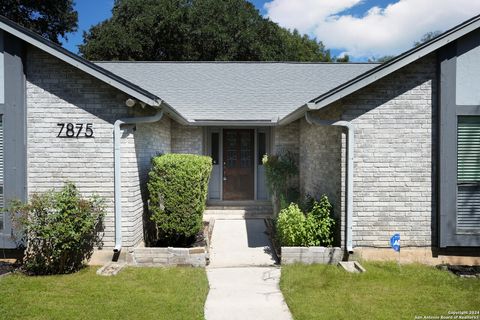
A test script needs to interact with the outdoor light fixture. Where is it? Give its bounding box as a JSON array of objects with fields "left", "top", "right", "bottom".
[{"left": 125, "top": 98, "right": 136, "bottom": 107}]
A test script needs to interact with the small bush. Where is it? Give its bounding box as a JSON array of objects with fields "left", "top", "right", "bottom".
[
  {"left": 10, "top": 183, "right": 105, "bottom": 275},
  {"left": 276, "top": 195, "right": 335, "bottom": 247},
  {"left": 276, "top": 203, "right": 306, "bottom": 246},
  {"left": 308, "top": 195, "right": 335, "bottom": 246},
  {"left": 148, "top": 154, "right": 212, "bottom": 245}
]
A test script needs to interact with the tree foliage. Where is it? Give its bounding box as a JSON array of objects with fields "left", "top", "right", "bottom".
[
  {"left": 80, "top": 0, "right": 337, "bottom": 62},
  {"left": 368, "top": 55, "right": 396, "bottom": 63},
  {"left": 0, "top": 0, "right": 78, "bottom": 44},
  {"left": 414, "top": 30, "right": 442, "bottom": 47}
]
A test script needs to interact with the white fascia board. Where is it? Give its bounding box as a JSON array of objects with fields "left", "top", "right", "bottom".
[{"left": 277, "top": 104, "right": 308, "bottom": 126}]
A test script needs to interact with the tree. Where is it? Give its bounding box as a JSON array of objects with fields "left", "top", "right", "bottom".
[
  {"left": 368, "top": 55, "right": 395, "bottom": 63},
  {"left": 0, "top": 0, "right": 78, "bottom": 44},
  {"left": 79, "top": 0, "right": 334, "bottom": 62},
  {"left": 414, "top": 31, "right": 442, "bottom": 47}
]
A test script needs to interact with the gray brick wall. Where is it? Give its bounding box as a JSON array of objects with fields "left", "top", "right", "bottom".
[
  {"left": 171, "top": 122, "right": 203, "bottom": 154},
  {"left": 299, "top": 115, "right": 343, "bottom": 242},
  {"left": 299, "top": 54, "right": 437, "bottom": 248},
  {"left": 121, "top": 114, "right": 171, "bottom": 246},
  {"left": 344, "top": 54, "right": 437, "bottom": 248},
  {"left": 26, "top": 47, "right": 171, "bottom": 248},
  {"left": 273, "top": 120, "right": 300, "bottom": 193},
  {"left": 273, "top": 120, "right": 299, "bottom": 156}
]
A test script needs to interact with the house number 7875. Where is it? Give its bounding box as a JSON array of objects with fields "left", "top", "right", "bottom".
[{"left": 57, "top": 123, "right": 94, "bottom": 138}]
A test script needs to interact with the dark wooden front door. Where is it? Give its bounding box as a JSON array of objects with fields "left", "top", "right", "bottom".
[{"left": 223, "top": 129, "right": 254, "bottom": 200}]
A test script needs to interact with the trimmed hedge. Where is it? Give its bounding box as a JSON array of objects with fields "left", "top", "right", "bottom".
[{"left": 148, "top": 154, "right": 212, "bottom": 244}]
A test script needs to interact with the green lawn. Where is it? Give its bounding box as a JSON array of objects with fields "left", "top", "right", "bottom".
[
  {"left": 0, "top": 266, "right": 209, "bottom": 320},
  {"left": 281, "top": 262, "right": 480, "bottom": 320}
]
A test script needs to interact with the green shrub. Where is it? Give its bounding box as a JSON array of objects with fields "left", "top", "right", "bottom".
[
  {"left": 276, "top": 203, "right": 306, "bottom": 246},
  {"left": 148, "top": 154, "right": 212, "bottom": 244},
  {"left": 10, "top": 183, "right": 105, "bottom": 275},
  {"left": 276, "top": 195, "right": 335, "bottom": 247},
  {"left": 308, "top": 195, "right": 335, "bottom": 246}
]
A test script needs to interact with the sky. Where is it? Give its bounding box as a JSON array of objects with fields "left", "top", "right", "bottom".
[{"left": 61, "top": 0, "right": 480, "bottom": 61}]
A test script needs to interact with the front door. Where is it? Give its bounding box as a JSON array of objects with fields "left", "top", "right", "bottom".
[{"left": 223, "top": 129, "right": 254, "bottom": 200}]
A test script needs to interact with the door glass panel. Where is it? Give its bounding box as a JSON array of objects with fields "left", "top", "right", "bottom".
[
  {"left": 225, "top": 131, "right": 237, "bottom": 168},
  {"left": 258, "top": 132, "right": 266, "bottom": 165},
  {"left": 211, "top": 132, "right": 219, "bottom": 165},
  {"left": 240, "top": 132, "right": 252, "bottom": 168}
]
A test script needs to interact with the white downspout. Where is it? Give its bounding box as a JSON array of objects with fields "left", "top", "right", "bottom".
[
  {"left": 113, "top": 108, "right": 164, "bottom": 253},
  {"left": 305, "top": 111, "right": 354, "bottom": 254}
]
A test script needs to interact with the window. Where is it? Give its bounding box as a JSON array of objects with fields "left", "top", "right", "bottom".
[
  {"left": 439, "top": 37, "right": 480, "bottom": 247},
  {"left": 457, "top": 116, "right": 480, "bottom": 232}
]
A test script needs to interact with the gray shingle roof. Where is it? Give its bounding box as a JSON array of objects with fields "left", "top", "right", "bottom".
[{"left": 96, "top": 62, "right": 377, "bottom": 122}]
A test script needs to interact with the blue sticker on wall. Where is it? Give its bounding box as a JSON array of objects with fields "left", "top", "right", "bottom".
[{"left": 390, "top": 233, "right": 400, "bottom": 252}]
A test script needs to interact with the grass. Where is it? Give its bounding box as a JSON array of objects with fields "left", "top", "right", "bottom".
[
  {"left": 0, "top": 266, "right": 209, "bottom": 320},
  {"left": 281, "top": 262, "right": 480, "bottom": 320}
]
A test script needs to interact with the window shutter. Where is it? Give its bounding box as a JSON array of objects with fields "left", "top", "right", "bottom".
[
  {"left": 457, "top": 116, "right": 480, "bottom": 232},
  {"left": 458, "top": 116, "right": 480, "bottom": 182}
]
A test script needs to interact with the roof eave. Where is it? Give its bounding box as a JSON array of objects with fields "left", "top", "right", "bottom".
[
  {"left": 0, "top": 16, "right": 160, "bottom": 107},
  {"left": 276, "top": 14, "right": 480, "bottom": 126},
  {"left": 277, "top": 104, "right": 309, "bottom": 126},
  {"left": 160, "top": 100, "right": 190, "bottom": 125}
]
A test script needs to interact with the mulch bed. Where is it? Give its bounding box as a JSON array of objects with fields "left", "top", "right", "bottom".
[
  {"left": 0, "top": 260, "right": 20, "bottom": 276},
  {"left": 151, "top": 221, "right": 209, "bottom": 248},
  {"left": 438, "top": 264, "right": 480, "bottom": 278}
]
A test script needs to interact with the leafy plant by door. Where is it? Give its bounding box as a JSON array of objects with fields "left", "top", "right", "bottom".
[{"left": 262, "top": 151, "right": 299, "bottom": 213}]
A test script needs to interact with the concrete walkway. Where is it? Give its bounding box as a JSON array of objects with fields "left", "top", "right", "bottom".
[
  {"left": 205, "top": 219, "right": 292, "bottom": 320},
  {"left": 208, "top": 219, "right": 276, "bottom": 267}
]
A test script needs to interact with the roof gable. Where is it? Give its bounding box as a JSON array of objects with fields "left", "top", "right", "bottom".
[
  {"left": 279, "top": 14, "right": 480, "bottom": 125},
  {"left": 0, "top": 17, "right": 164, "bottom": 107}
]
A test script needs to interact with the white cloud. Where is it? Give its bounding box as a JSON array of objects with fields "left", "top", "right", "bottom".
[{"left": 264, "top": 0, "right": 480, "bottom": 59}]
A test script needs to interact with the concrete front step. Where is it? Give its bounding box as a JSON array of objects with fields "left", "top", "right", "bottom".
[{"left": 204, "top": 206, "right": 273, "bottom": 220}]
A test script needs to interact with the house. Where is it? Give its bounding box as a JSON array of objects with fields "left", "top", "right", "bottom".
[{"left": 0, "top": 14, "right": 478, "bottom": 265}]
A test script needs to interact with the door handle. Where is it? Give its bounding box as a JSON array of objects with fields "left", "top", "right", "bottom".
[{"left": 223, "top": 177, "right": 227, "bottom": 181}]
